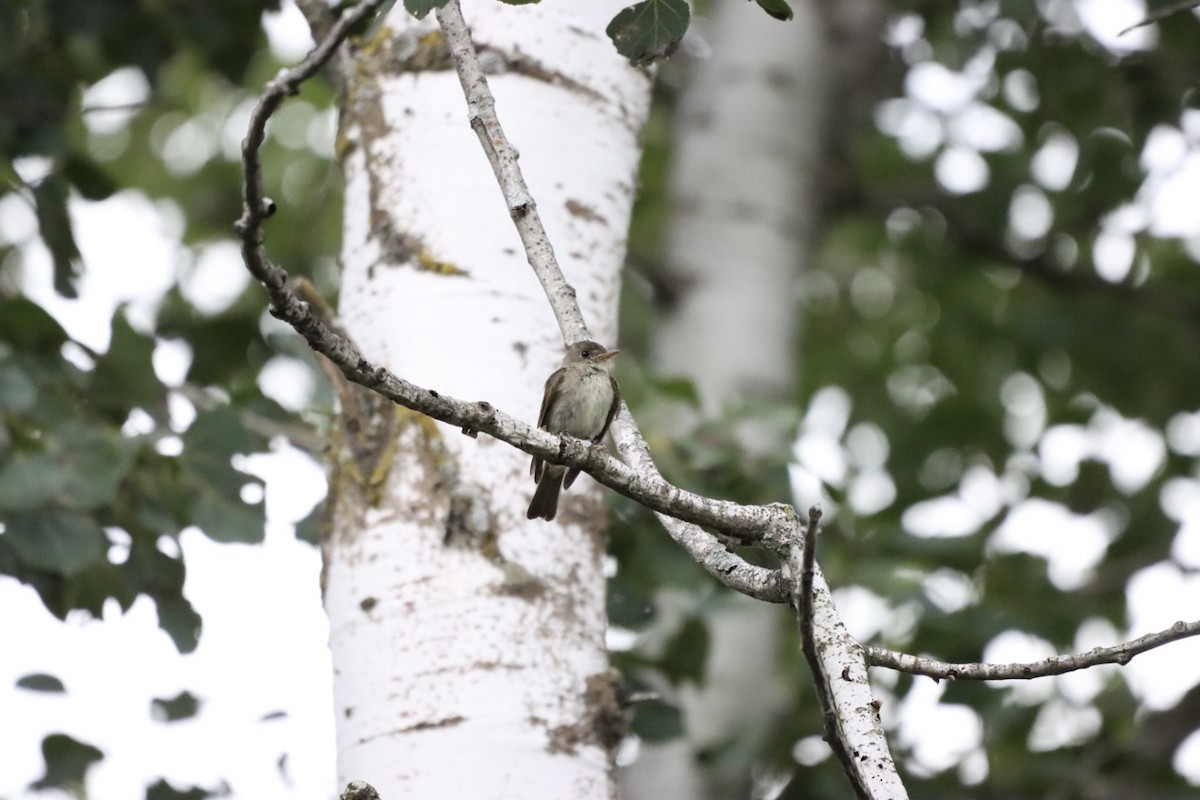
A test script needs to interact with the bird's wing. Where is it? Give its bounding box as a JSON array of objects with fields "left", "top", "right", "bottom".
[
  {"left": 531, "top": 366, "right": 566, "bottom": 479},
  {"left": 537, "top": 367, "right": 566, "bottom": 428},
  {"left": 597, "top": 375, "right": 621, "bottom": 441}
]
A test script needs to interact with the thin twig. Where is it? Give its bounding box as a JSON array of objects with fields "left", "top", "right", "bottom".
[
  {"left": 236, "top": 0, "right": 387, "bottom": 299},
  {"left": 434, "top": 0, "right": 592, "bottom": 344},
  {"left": 1119, "top": 0, "right": 1200, "bottom": 35},
  {"left": 798, "top": 504, "right": 822, "bottom": 624},
  {"left": 867, "top": 619, "right": 1200, "bottom": 681}
]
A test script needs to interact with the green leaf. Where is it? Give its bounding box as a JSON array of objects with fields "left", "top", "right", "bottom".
[
  {"left": 607, "top": 574, "right": 656, "bottom": 628},
  {"left": 58, "top": 425, "right": 136, "bottom": 509},
  {"left": 754, "top": 0, "right": 794, "bottom": 20},
  {"left": 0, "top": 453, "right": 72, "bottom": 511},
  {"left": 404, "top": 0, "right": 449, "bottom": 19},
  {"left": 32, "top": 174, "right": 83, "bottom": 299},
  {"left": 63, "top": 154, "right": 117, "bottom": 201},
  {"left": 4, "top": 509, "right": 107, "bottom": 576},
  {"left": 180, "top": 408, "right": 265, "bottom": 543},
  {"left": 31, "top": 733, "right": 104, "bottom": 793},
  {"left": 122, "top": 543, "right": 201, "bottom": 653},
  {"left": 0, "top": 362, "right": 37, "bottom": 411},
  {"left": 606, "top": 0, "right": 690, "bottom": 66},
  {"left": 191, "top": 493, "right": 265, "bottom": 543},
  {"left": 154, "top": 592, "right": 203, "bottom": 654},
  {"left": 294, "top": 505, "right": 322, "bottom": 545},
  {"left": 90, "top": 310, "right": 165, "bottom": 421},
  {"left": 146, "top": 778, "right": 217, "bottom": 800},
  {"left": 62, "top": 561, "right": 138, "bottom": 617},
  {"left": 660, "top": 615, "right": 710, "bottom": 685},
  {"left": 650, "top": 376, "right": 701, "bottom": 406},
  {"left": 0, "top": 297, "right": 69, "bottom": 351},
  {"left": 0, "top": 426, "right": 133, "bottom": 512},
  {"left": 181, "top": 408, "right": 261, "bottom": 482},
  {"left": 631, "top": 699, "right": 683, "bottom": 743},
  {"left": 1071, "top": 127, "right": 1139, "bottom": 208},
  {"left": 151, "top": 691, "right": 201, "bottom": 722},
  {"left": 16, "top": 673, "right": 66, "bottom": 693},
  {"left": 157, "top": 289, "right": 264, "bottom": 385}
]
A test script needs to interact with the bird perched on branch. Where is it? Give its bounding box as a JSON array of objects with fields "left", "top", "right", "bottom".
[{"left": 527, "top": 340, "right": 621, "bottom": 521}]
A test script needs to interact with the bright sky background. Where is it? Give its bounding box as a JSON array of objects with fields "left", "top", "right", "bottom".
[{"left": 2, "top": 0, "right": 1200, "bottom": 797}]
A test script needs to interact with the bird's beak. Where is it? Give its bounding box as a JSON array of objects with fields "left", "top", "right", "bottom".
[{"left": 595, "top": 349, "right": 620, "bottom": 361}]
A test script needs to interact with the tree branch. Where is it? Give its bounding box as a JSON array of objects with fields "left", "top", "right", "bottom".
[
  {"left": 784, "top": 513, "right": 909, "bottom": 800},
  {"left": 234, "top": 0, "right": 793, "bottom": 550},
  {"left": 432, "top": 4, "right": 908, "bottom": 795},
  {"left": 235, "top": 0, "right": 386, "bottom": 301},
  {"left": 232, "top": 5, "right": 1200, "bottom": 798},
  {"left": 609, "top": 406, "right": 789, "bottom": 602},
  {"left": 797, "top": 504, "right": 822, "bottom": 627},
  {"left": 867, "top": 619, "right": 1200, "bottom": 681},
  {"left": 433, "top": 0, "right": 598, "bottom": 346},
  {"left": 430, "top": 0, "right": 800, "bottom": 573},
  {"left": 1118, "top": 0, "right": 1200, "bottom": 35}
]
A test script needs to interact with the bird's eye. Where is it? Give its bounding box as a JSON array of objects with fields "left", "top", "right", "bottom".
[{"left": 581, "top": 350, "right": 592, "bottom": 358}]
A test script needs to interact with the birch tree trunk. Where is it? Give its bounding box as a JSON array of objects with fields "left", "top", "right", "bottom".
[
  {"left": 654, "top": 3, "right": 826, "bottom": 407},
  {"left": 627, "top": 3, "right": 828, "bottom": 797},
  {"left": 321, "top": 4, "right": 651, "bottom": 796}
]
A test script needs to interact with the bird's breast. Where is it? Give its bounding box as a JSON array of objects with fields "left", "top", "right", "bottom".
[{"left": 546, "top": 369, "right": 614, "bottom": 439}]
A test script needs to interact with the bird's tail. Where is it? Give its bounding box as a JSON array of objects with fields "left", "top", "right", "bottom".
[{"left": 527, "top": 467, "right": 565, "bottom": 521}]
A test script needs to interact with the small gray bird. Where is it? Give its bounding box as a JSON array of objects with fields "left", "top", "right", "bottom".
[{"left": 527, "top": 340, "right": 621, "bottom": 521}]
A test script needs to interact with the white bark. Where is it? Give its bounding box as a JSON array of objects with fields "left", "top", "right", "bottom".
[
  {"left": 787, "top": 542, "right": 910, "bottom": 800},
  {"left": 324, "top": 3, "right": 651, "bottom": 797}
]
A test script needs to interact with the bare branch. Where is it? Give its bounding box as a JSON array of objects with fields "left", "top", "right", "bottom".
[
  {"left": 609, "top": 407, "right": 789, "bottom": 602},
  {"left": 655, "top": 512, "right": 788, "bottom": 603},
  {"left": 231, "top": 0, "right": 793, "bottom": 590},
  {"left": 238, "top": 277, "right": 786, "bottom": 540},
  {"left": 867, "top": 619, "right": 1200, "bottom": 681},
  {"left": 797, "top": 504, "right": 822, "bottom": 625},
  {"left": 784, "top": 522, "right": 910, "bottom": 800},
  {"left": 434, "top": 0, "right": 595, "bottom": 344},
  {"left": 235, "top": 0, "right": 386, "bottom": 307}
]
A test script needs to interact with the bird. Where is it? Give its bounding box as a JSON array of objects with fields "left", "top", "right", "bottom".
[{"left": 526, "top": 340, "right": 621, "bottom": 521}]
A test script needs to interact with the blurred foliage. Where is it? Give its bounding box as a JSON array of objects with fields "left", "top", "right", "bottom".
[
  {"left": 16, "top": 673, "right": 66, "bottom": 693},
  {"left": 0, "top": 1, "right": 339, "bottom": 796},
  {"left": 31, "top": 733, "right": 103, "bottom": 795},
  {"left": 145, "top": 779, "right": 218, "bottom": 800},
  {"left": 151, "top": 690, "right": 202, "bottom": 723},
  {"left": 3, "top": 0, "right": 1200, "bottom": 798},
  {"left": 619, "top": 2, "right": 1200, "bottom": 799}
]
